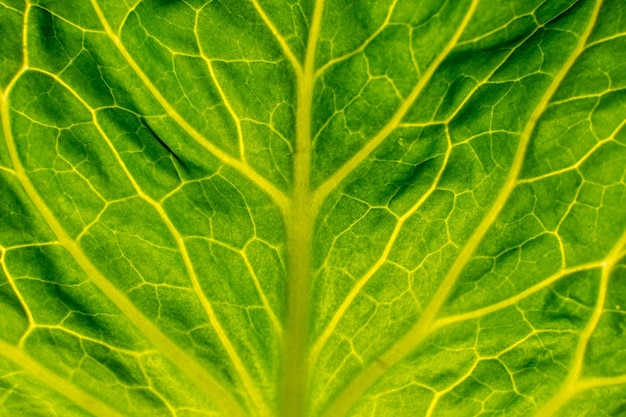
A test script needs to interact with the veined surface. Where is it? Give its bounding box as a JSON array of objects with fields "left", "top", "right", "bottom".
[{"left": 1, "top": 0, "right": 626, "bottom": 416}]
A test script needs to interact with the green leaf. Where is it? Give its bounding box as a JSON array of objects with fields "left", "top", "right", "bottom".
[{"left": 1, "top": 0, "right": 626, "bottom": 416}]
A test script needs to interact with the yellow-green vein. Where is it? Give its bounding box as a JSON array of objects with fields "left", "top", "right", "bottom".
[
  {"left": 89, "top": 0, "right": 288, "bottom": 212},
  {"left": 309, "top": 126, "right": 453, "bottom": 371},
  {"left": 91, "top": 115, "right": 270, "bottom": 415},
  {"left": 312, "top": 0, "right": 480, "bottom": 211},
  {"left": 280, "top": 0, "right": 326, "bottom": 416},
  {"left": 432, "top": 259, "right": 604, "bottom": 331},
  {"left": 1, "top": 85, "right": 248, "bottom": 417},
  {"left": 248, "top": 0, "right": 302, "bottom": 75},
  {"left": 536, "top": 224, "right": 626, "bottom": 417},
  {"left": 0, "top": 248, "right": 34, "bottom": 347},
  {"left": 28, "top": 64, "right": 271, "bottom": 415},
  {"left": 313, "top": 0, "right": 399, "bottom": 78},
  {"left": 320, "top": 0, "right": 600, "bottom": 415},
  {"left": 194, "top": 10, "right": 247, "bottom": 162},
  {"left": 0, "top": 339, "right": 126, "bottom": 417}
]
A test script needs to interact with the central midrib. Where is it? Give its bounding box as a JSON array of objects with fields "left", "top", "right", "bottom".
[
  {"left": 280, "top": 1, "right": 327, "bottom": 416},
  {"left": 281, "top": 78, "right": 314, "bottom": 417}
]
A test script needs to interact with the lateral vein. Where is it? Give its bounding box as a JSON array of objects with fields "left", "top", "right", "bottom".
[
  {"left": 432, "top": 260, "right": 605, "bottom": 331},
  {"left": 89, "top": 0, "right": 288, "bottom": 212},
  {"left": 248, "top": 0, "right": 302, "bottom": 75},
  {"left": 536, "top": 222, "right": 626, "bottom": 417},
  {"left": 313, "top": 0, "right": 479, "bottom": 210},
  {"left": 317, "top": 0, "right": 607, "bottom": 414},
  {"left": 309, "top": 127, "right": 453, "bottom": 370},
  {"left": 20, "top": 64, "right": 270, "bottom": 415},
  {"left": 1, "top": 88, "right": 248, "bottom": 417},
  {"left": 0, "top": 339, "right": 126, "bottom": 417},
  {"left": 91, "top": 116, "right": 270, "bottom": 415}
]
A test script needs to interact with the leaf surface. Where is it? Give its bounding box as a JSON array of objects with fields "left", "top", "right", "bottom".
[{"left": 1, "top": 0, "right": 626, "bottom": 416}]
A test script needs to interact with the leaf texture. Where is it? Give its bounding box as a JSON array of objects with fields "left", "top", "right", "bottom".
[{"left": 1, "top": 0, "right": 626, "bottom": 416}]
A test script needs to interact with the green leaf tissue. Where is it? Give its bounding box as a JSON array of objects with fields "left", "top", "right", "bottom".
[{"left": 1, "top": 0, "right": 625, "bottom": 416}]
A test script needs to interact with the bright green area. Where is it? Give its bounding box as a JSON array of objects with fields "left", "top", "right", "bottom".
[{"left": 1, "top": 0, "right": 626, "bottom": 416}]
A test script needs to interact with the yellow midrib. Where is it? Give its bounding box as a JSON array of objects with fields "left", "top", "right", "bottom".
[{"left": 279, "top": 0, "right": 326, "bottom": 416}]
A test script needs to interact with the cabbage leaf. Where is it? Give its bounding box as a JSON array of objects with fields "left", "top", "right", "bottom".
[{"left": 1, "top": 0, "right": 626, "bottom": 416}]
